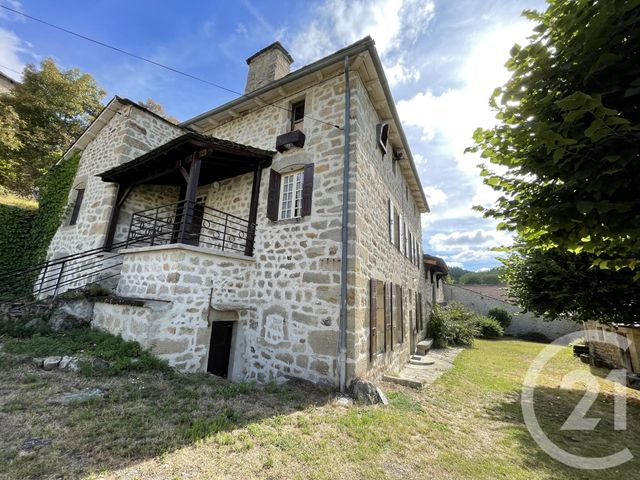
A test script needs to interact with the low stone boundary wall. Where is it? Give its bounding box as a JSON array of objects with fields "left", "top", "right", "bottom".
[{"left": 443, "top": 284, "right": 580, "bottom": 341}]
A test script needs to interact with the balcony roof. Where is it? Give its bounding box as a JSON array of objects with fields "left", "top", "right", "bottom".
[{"left": 97, "top": 131, "right": 274, "bottom": 186}]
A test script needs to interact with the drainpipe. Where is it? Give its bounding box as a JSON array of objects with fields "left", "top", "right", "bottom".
[{"left": 338, "top": 55, "right": 351, "bottom": 394}]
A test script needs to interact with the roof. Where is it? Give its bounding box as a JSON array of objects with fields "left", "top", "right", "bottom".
[
  {"left": 97, "top": 131, "right": 273, "bottom": 186},
  {"left": 246, "top": 41, "right": 293, "bottom": 64},
  {"left": 423, "top": 254, "right": 448, "bottom": 275},
  {"left": 0, "top": 71, "right": 18, "bottom": 85},
  {"left": 181, "top": 36, "right": 429, "bottom": 213},
  {"left": 58, "top": 96, "right": 185, "bottom": 163}
]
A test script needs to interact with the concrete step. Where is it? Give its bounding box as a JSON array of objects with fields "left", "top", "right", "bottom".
[
  {"left": 416, "top": 339, "right": 434, "bottom": 356},
  {"left": 382, "top": 374, "right": 424, "bottom": 389},
  {"left": 409, "top": 354, "right": 435, "bottom": 366}
]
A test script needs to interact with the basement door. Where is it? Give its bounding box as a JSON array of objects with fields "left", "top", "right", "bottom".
[{"left": 207, "top": 321, "right": 234, "bottom": 378}]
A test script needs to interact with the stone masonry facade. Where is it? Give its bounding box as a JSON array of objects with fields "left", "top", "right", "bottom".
[{"left": 44, "top": 42, "right": 429, "bottom": 386}]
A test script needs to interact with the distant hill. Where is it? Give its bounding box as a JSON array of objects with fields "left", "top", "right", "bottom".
[{"left": 448, "top": 267, "right": 502, "bottom": 285}]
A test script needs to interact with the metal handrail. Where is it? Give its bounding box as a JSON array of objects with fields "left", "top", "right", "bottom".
[{"left": 126, "top": 200, "right": 256, "bottom": 255}]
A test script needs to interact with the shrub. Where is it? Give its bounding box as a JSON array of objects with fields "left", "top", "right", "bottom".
[
  {"left": 429, "top": 302, "right": 480, "bottom": 348},
  {"left": 488, "top": 308, "right": 512, "bottom": 330},
  {"left": 475, "top": 316, "right": 504, "bottom": 339}
]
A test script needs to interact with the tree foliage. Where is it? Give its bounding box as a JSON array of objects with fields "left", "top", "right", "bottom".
[
  {"left": 470, "top": 0, "right": 640, "bottom": 277},
  {"left": 502, "top": 242, "right": 640, "bottom": 324},
  {"left": 0, "top": 59, "right": 104, "bottom": 194},
  {"left": 138, "top": 98, "right": 179, "bottom": 124}
]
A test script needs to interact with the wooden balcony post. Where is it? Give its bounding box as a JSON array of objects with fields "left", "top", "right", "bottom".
[
  {"left": 178, "top": 157, "right": 202, "bottom": 244},
  {"left": 245, "top": 161, "right": 263, "bottom": 256}
]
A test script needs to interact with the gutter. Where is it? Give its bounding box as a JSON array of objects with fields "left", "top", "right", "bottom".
[{"left": 338, "top": 55, "right": 351, "bottom": 394}]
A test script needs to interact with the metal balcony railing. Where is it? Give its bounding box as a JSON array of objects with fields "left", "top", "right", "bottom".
[{"left": 126, "top": 200, "right": 256, "bottom": 256}]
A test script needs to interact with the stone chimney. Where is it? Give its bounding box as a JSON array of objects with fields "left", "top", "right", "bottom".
[{"left": 245, "top": 42, "right": 294, "bottom": 93}]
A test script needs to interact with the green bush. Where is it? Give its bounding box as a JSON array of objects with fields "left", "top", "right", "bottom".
[
  {"left": 429, "top": 302, "right": 480, "bottom": 348},
  {"left": 488, "top": 308, "right": 512, "bottom": 330},
  {"left": 0, "top": 153, "right": 79, "bottom": 297},
  {"left": 475, "top": 317, "right": 504, "bottom": 339}
]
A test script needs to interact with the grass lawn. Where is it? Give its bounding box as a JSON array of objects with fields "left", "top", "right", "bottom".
[{"left": 1, "top": 334, "right": 639, "bottom": 479}]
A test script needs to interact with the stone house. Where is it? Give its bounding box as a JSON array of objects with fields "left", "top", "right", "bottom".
[
  {"left": 0, "top": 71, "right": 18, "bottom": 94},
  {"left": 40, "top": 37, "right": 430, "bottom": 389}
]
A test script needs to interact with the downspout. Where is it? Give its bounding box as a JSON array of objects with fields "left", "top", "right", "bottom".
[{"left": 338, "top": 55, "right": 351, "bottom": 393}]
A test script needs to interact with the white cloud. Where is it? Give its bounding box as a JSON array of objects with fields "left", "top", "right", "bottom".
[
  {"left": 0, "top": 27, "right": 26, "bottom": 80},
  {"left": 397, "top": 20, "right": 534, "bottom": 178},
  {"left": 287, "top": 0, "right": 434, "bottom": 86},
  {"left": 424, "top": 186, "right": 447, "bottom": 207},
  {"left": 428, "top": 228, "right": 511, "bottom": 253}
]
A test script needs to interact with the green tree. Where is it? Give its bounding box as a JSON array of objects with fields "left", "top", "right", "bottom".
[
  {"left": 502, "top": 242, "right": 640, "bottom": 324},
  {"left": 470, "top": 0, "right": 640, "bottom": 277},
  {"left": 0, "top": 59, "right": 105, "bottom": 194}
]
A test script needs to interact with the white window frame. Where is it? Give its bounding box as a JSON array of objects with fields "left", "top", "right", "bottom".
[{"left": 279, "top": 170, "right": 304, "bottom": 220}]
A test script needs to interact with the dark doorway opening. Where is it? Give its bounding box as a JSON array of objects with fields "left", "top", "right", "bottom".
[{"left": 207, "top": 321, "right": 234, "bottom": 378}]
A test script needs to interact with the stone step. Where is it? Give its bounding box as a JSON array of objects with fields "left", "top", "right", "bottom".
[
  {"left": 416, "top": 339, "right": 434, "bottom": 356},
  {"left": 382, "top": 374, "right": 425, "bottom": 389},
  {"left": 409, "top": 354, "right": 435, "bottom": 366}
]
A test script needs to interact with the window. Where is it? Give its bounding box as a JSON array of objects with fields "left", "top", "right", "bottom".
[
  {"left": 385, "top": 282, "right": 393, "bottom": 351},
  {"left": 291, "top": 100, "right": 305, "bottom": 131},
  {"left": 394, "top": 210, "right": 400, "bottom": 248},
  {"left": 267, "top": 164, "right": 314, "bottom": 221},
  {"left": 399, "top": 217, "right": 405, "bottom": 255},
  {"left": 279, "top": 170, "right": 304, "bottom": 220},
  {"left": 370, "top": 279, "right": 386, "bottom": 358},
  {"left": 376, "top": 122, "right": 389, "bottom": 154},
  {"left": 69, "top": 188, "right": 85, "bottom": 226}
]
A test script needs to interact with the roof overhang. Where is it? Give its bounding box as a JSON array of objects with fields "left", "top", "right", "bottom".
[
  {"left": 423, "top": 254, "right": 449, "bottom": 275},
  {"left": 97, "top": 131, "right": 274, "bottom": 186},
  {"left": 58, "top": 96, "right": 185, "bottom": 164},
  {"left": 181, "top": 37, "right": 430, "bottom": 213}
]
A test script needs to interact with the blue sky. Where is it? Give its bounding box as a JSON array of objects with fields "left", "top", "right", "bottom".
[{"left": 0, "top": 0, "right": 546, "bottom": 271}]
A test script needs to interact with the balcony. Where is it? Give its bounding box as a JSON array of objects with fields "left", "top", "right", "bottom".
[{"left": 125, "top": 200, "right": 256, "bottom": 256}]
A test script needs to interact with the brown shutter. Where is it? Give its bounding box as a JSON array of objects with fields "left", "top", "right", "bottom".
[
  {"left": 370, "top": 278, "right": 377, "bottom": 361},
  {"left": 266, "top": 169, "right": 281, "bottom": 221},
  {"left": 399, "top": 285, "right": 404, "bottom": 344},
  {"left": 388, "top": 199, "right": 392, "bottom": 242},
  {"left": 384, "top": 282, "right": 392, "bottom": 351},
  {"left": 301, "top": 163, "right": 314, "bottom": 216},
  {"left": 69, "top": 188, "right": 85, "bottom": 226}
]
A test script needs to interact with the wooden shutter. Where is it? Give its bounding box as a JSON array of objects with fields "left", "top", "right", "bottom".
[
  {"left": 369, "top": 278, "right": 376, "bottom": 361},
  {"left": 69, "top": 188, "right": 85, "bottom": 226},
  {"left": 266, "top": 169, "right": 281, "bottom": 221},
  {"left": 398, "top": 285, "right": 404, "bottom": 344},
  {"left": 388, "top": 199, "right": 393, "bottom": 242},
  {"left": 301, "top": 163, "right": 314, "bottom": 216},
  {"left": 384, "top": 282, "right": 392, "bottom": 351}
]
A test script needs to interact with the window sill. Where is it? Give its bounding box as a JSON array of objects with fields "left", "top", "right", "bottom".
[{"left": 271, "top": 217, "right": 305, "bottom": 225}]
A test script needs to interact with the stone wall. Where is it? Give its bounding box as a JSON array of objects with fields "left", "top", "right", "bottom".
[
  {"left": 349, "top": 72, "right": 427, "bottom": 381},
  {"left": 42, "top": 103, "right": 183, "bottom": 295},
  {"left": 444, "top": 284, "right": 580, "bottom": 341}
]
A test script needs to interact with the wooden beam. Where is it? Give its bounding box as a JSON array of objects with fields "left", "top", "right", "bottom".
[
  {"left": 245, "top": 162, "right": 263, "bottom": 256},
  {"left": 104, "top": 184, "right": 134, "bottom": 250},
  {"left": 178, "top": 157, "right": 202, "bottom": 244},
  {"left": 315, "top": 71, "right": 324, "bottom": 82},
  {"left": 277, "top": 86, "right": 287, "bottom": 97},
  {"left": 228, "top": 108, "right": 240, "bottom": 118}
]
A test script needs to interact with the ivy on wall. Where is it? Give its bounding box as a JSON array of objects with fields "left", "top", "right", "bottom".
[{"left": 0, "top": 153, "right": 79, "bottom": 295}]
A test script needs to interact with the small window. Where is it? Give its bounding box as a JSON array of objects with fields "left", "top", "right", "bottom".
[
  {"left": 376, "top": 122, "right": 389, "bottom": 154},
  {"left": 279, "top": 170, "right": 304, "bottom": 220},
  {"left": 69, "top": 188, "right": 85, "bottom": 226},
  {"left": 291, "top": 100, "right": 305, "bottom": 132}
]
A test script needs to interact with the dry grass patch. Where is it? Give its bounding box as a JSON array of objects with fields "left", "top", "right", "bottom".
[{"left": 1, "top": 336, "right": 640, "bottom": 479}]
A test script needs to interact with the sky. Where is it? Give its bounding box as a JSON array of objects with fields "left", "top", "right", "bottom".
[{"left": 0, "top": 0, "right": 547, "bottom": 271}]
